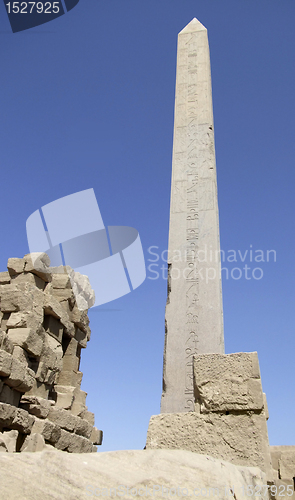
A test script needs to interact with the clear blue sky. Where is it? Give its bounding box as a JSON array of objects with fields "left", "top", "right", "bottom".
[{"left": 0, "top": 0, "right": 294, "bottom": 451}]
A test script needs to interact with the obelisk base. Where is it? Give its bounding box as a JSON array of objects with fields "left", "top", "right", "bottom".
[{"left": 146, "top": 352, "right": 273, "bottom": 482}]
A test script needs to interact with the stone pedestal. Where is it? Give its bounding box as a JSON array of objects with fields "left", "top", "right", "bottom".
[{"left": 147, "top": 352, "right": 273, "bottom": 481}]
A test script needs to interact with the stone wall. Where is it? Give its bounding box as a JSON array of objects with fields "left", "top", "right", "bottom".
[
  {"left": 0, "top": 253, "right": 102, "bottom": 453},
  {"left": 146, "top": 352, "right": 273, "bottom": 481}
]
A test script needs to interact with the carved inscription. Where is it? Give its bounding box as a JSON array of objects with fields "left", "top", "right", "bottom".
[
  {"left": 184, "top": 33, "right": 200, "bottom": 410},
  {"left": 172, "top": 180, "right": 187, "bottom": 213}
]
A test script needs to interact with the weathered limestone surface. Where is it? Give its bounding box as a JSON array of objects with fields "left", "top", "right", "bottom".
[
  {"left": 193, "top": 352, "right": 264, "bottom": 412},
  {"left": 0, "top": 449, "right": 269, "bottom": 500},
  {"left": 146, "top": 412, "right": 270, "bottom": 474},
  {"left": 0, "top": 253, "right": 102, "bottom": 453},
  {"left": 148, "top": 352, "right": 273, "bottom": 481},
  {"left": 162, "top": 18, "right": 224, "bottom": 414}
]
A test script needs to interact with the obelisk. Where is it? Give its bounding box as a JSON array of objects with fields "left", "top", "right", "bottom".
[{"left": 161, "top": 18, "right": 224, "bottom": 413}]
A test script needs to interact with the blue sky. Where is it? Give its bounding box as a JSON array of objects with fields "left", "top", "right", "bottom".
[{"left": 0, "top": 0, "right": 294, "bottom": 451}]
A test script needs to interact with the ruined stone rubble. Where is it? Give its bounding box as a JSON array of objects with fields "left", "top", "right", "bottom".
[{"left": 0, "top": 253, "right": 102, "bottom": 453}]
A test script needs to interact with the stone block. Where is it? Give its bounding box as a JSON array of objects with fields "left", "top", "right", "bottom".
[
  {"left": 71, "top": 401, "right": 86, "bottom": 416},
  {"left": 52, "top": 289, "right": 74, "bottom": 303},
  {"left": 20, "top": 395, "right": 53, "bottom": 418},
  {"left": 56, "top": 370, "right": 78, "bottom": 386},
  {"left": 0, "top": 429, "right": 18, "bottom": 452},
  {"left": 0, "top": 273, "right": 10, "bottom": 286},
  {"left": 270, "top": 446, "right": 295, "bottom": 469},
  {"left": 79, "top": 436, "right": 94, "bottom": 453},
  {"left": 0, "top": 331, "right": 14, "bottom": 353},
  {"left": 46, "top": 282, "right": 75, "bottom": 307},
  {"left": 0, "top": 272, "right": 10, "bottom": 284},
  {"left": 0, "top": 284, "right": 21, "bottom": 312},
  {"left": 63, "top": 337, "right": 78, "bottom": 357},
  {"left": 70, "top": 306, "right": 90, "bottom": 333},
  {"left": 146, "top": 411, "right": 273, "bottom": 481},
  {"left": 0, "top": 350, "right": 12, "bottom": 376},
  {"left": 21, "top": 433, "right": 46, "bottom": 452},
  {"left": 0, "top": 438, "right": 8, "bottom": 452},
  {"left": 68, "top": 269, "right": 95, "bottom": 306},
  {"left": 55, "top": 428, "right": 75, "bottom": 451},
  {"left": 12, "top": 345, "right": 29, "bottom": 364},
  {"left": 70, "top": 387, "right": 87, "bottom": 416},
  {"left": 32, "top": 417, "right": 61, "bottom": 444},
  {"left": 24, "top": 253, "right": 52, "bottom": 282},
  {"left": 193, "top": 352, "right": 264, "bottom": 412},
  {"left": 47, "top": 265, "right": 67, "bottom": 274},
  {"left": 0, "top": 283, "right": 44, "bottom": 326},
  {"left": 44, "top": 293, "right": 74, "bottom": 337},
  {"left": 0, "top": 402, "right": 17, "bottom": 427},
  {"left": 67, "top": 433, "right": 93, "bottom": 453},
  {"left": 74, "top": 388, "right": 87, "bottom": 405},
  {"left": 11, "top": 272, "right": 46, "bottom": 290},
  {"left": 26, "top": 379, "right": 50, "bottom": 399},
  {"left": 7, "top": 258, "right": 25, "bottom": 276},
  {"left": 0, "top": 384, "right": 21, "bottom": 406},
  {"left": 47, "top": 406, "right": 77, "bottom": 432},
  {"left": 5, "top": 359, "right": 35, "bottom": 392},
  {"left": 6, "top": 312, "right": 27, "bottom": 329},
  {"left": 35, "top": 361, "right": 49, "bottom": 383},
  {"left": 273, "top": 479, "right": 295, "bottom": 500},
  {"left": 44, "top": 369, "right": 58, "bottom": 385},
  {"left": 51, "top": 273, "right": 71, "bottom": 289},
  {"left": 35, "top": 367, "right": 50, "bottom": 386},
  {"left": 279, "top": 452, "right": 295, "bottom": 481},
  {"left": 0, "top": 330, "right": 5, "bottom": 346},
  {"left": 4, "top": 356, "right": 27, "bottom": 386},
  {"left": 56, "top": 429, "right": 93, "bottom": 453},
  {"left": 74, "top": 418, "right": 93, "bottom": 439},
  {"left": 59, "top": 299, "right": 71, "bottom": 316},
  {"left": 6, "top": 311, "right": 44, "bottom": 333},
  {"left": 10, "top": 407, "right": 35, "bottom": 434},
  {"left": 43, "top": 315, "right": 63, "bottom": 343},
  {"left": 53, "top": 385, "right": 75, "bottom": 410},
  {"left": 86, "top": 326, "right": 91, "bottom": 341},
  {"left": 62, "top": 354, "right": 80, "bottom": 373},
  {"left": 91, "top": 426, "right": 103, "bottom": 445},
  {"left": 271, "top": 449, "right": 281, "bottom": 472},
  {"left": 55, "top": 392, "right": 73, "bottom": 410},
  {"left": 7, "top": 328, "right": 44, "bottom": 357},
  {"left": 41, "top": 335, "right": 63, "bottom": 371},
  {"left": 79, "top": 409, "right": 95, "bottom": 426},
  {"left": 76, "top": 371, "right": 83, "bottom": 388},
  {"left": 75, "top": 328, "right": 87, "bottom": 348},
  {"left": 263, "top": 393, "right": 269, "bottom": 421},
  {"left": 0, "top": 313, "right": 9, "bottom": 332}
]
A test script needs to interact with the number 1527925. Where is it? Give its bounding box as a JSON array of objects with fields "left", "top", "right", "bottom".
[{"left": 5, "top": 2, "right": 60, "bottom": 14}]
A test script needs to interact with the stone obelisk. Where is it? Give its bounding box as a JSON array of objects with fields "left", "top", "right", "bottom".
[{"left": 161, "top": 18, "right": 224, "bottom": 413}]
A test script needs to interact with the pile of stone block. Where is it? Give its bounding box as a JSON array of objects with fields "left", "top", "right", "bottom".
[
  {"left": 0, "top": 253, "right": 102, "bottom": 453},
  {"left": 146, "top": 352, "right": 273, "bottom": 481}
]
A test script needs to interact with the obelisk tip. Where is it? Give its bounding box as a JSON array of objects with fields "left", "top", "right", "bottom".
[{"left": 179, "top": 18, "right": 207, "bottom": 34}]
